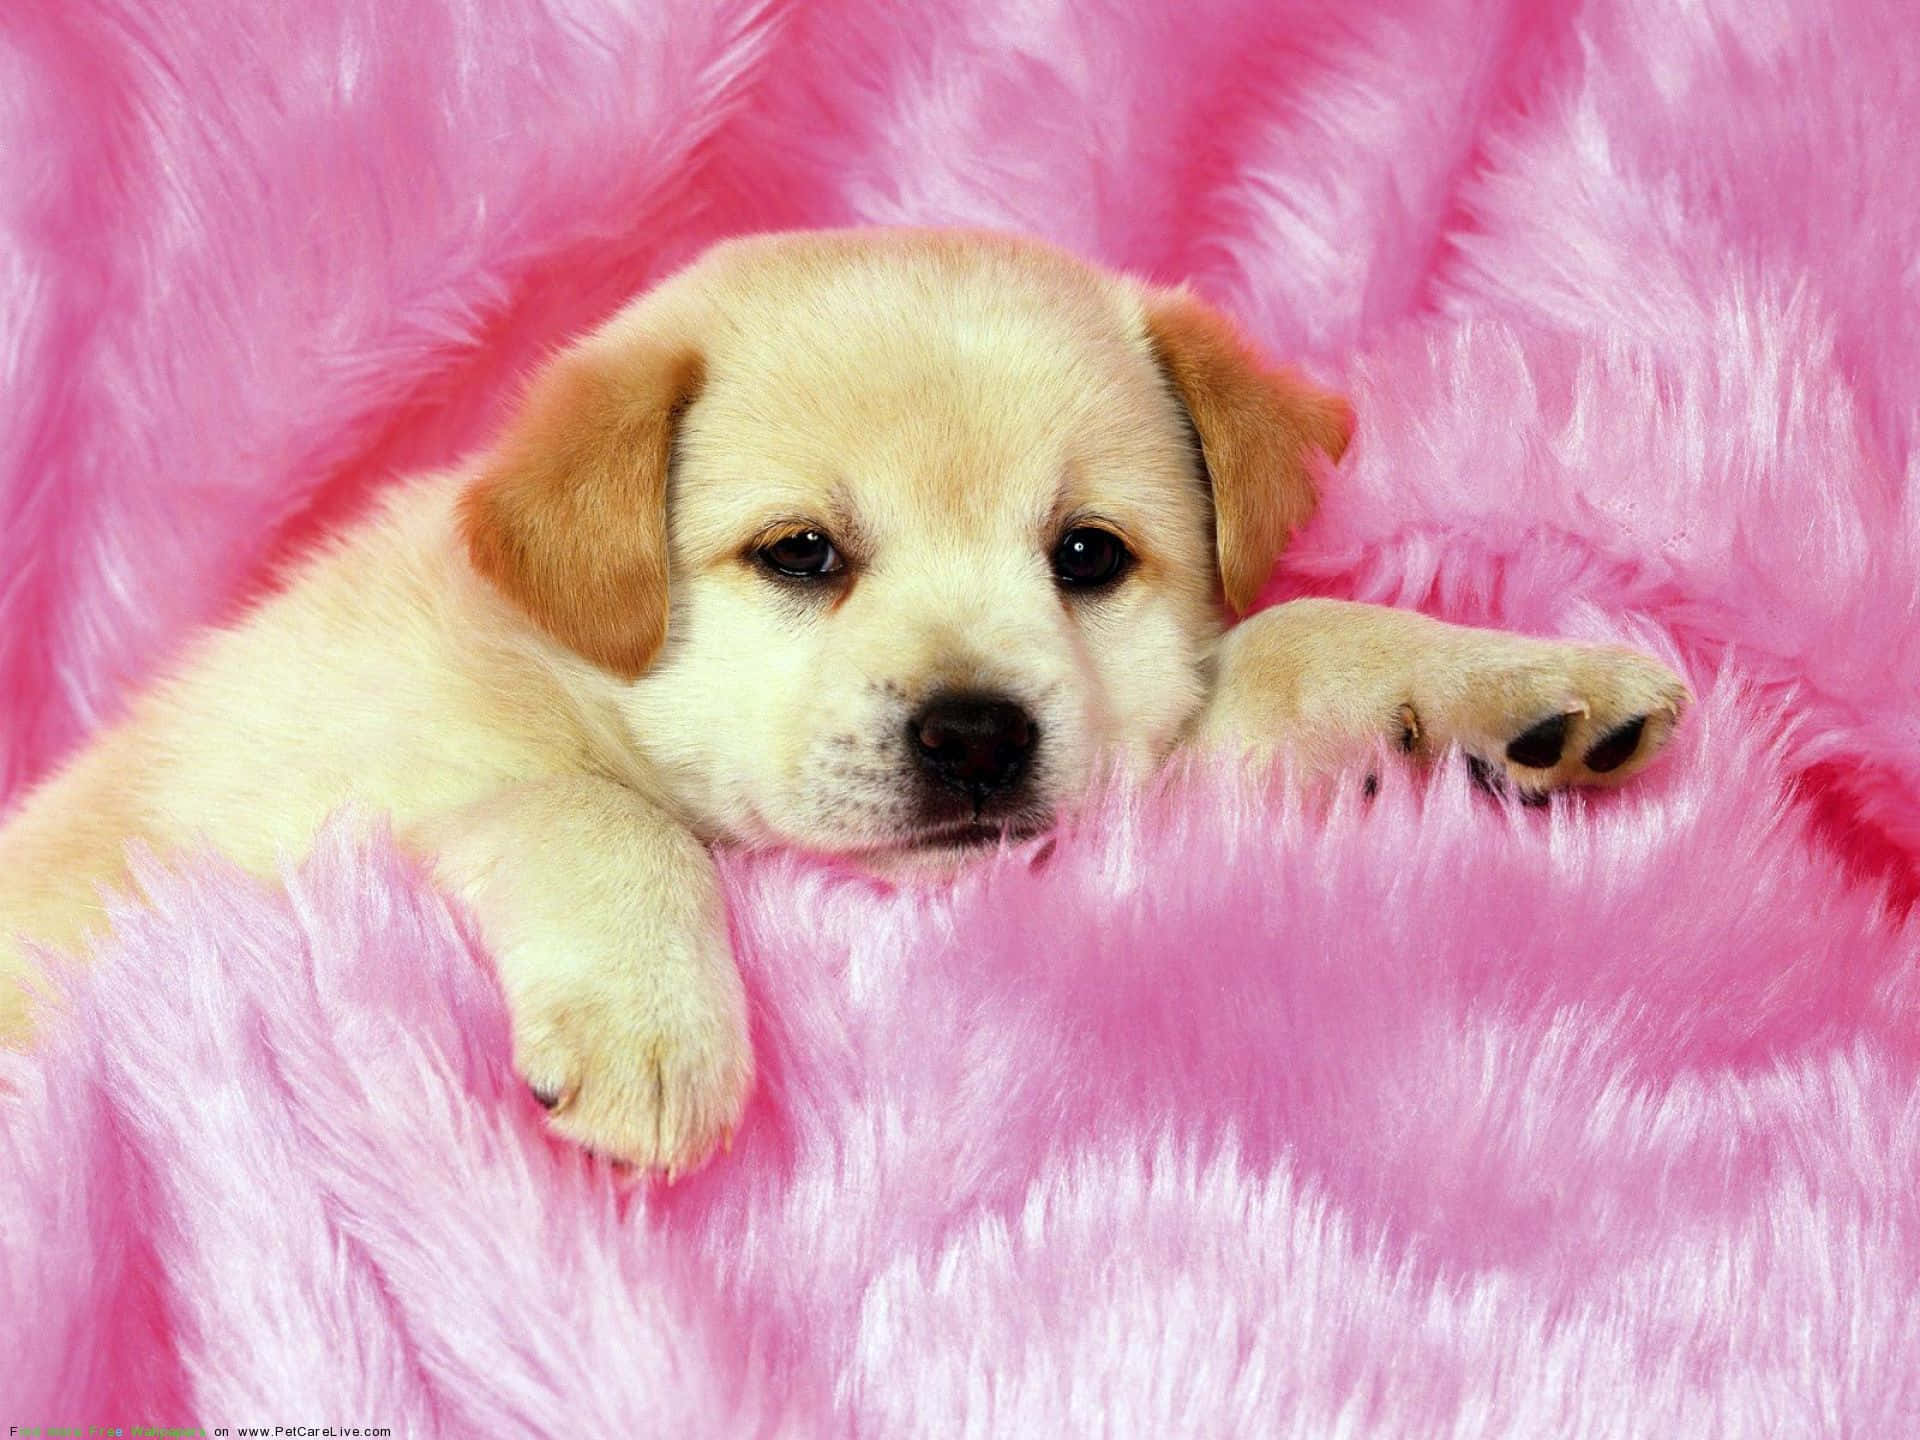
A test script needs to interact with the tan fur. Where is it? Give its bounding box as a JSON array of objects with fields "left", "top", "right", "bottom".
[
  {"left": 0, "top": 729, "right": 153, "bottom": 1036},
  {"left": 1143, "top": 290, "right": 1354, "bottom": 613},
  {"left": 462, "top": 345, "right": 703, "bottom": 679},
  {"left": 0, "top": 229, "right": 1688, "bottom": 1171}
]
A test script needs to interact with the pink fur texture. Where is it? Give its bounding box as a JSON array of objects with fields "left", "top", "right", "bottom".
[{"left": 5, "top": 0, "right": 1920, "bottom": 1430}]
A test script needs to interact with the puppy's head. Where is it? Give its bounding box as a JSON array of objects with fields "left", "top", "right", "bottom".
[{"left": 463, "top": 231, "right": 1349, "bottom": 864}]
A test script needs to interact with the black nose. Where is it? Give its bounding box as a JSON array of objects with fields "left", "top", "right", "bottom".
[{"left": 910, "top": 693, "right": 1037, "bottom": 801}]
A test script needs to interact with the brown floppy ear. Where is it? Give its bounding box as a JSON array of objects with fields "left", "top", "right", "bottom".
[
  {"left": 1144, "top": 289, "right": 1353, "bottom": 614},
  {"left": 460, "top": 342, "right": 703, "bottom": 679}
]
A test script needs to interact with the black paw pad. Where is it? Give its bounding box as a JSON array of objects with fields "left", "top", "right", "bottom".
[
  {"left": 1583, "top": 716, "right": 1646, "bottom": 774},
  {"left": 1505, "top": 713, "right": 1570, "bottom": 769},
  {"left": 531, "top": 1083, "right": 565, "bottom": 1111}
]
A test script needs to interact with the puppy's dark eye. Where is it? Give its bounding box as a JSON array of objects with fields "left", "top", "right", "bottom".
[
  {"left": 1052, "top": 527, "right": 1132, "bottom": 589},
  {"left": 759, "top": 530, "right": 843, "bottom": 579}
]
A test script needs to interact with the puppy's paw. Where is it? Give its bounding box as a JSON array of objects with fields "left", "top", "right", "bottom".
[
  {"left": 508, "top": 947, "right": 751, "bottom": 1178},
  {"left": 1437, "top": 644, "right": 1690, "bottom": 799}
]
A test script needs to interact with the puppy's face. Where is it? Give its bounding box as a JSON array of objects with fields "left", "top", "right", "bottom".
[{"left": 464, "top": 231, "right": 1349, "bottom": 865}]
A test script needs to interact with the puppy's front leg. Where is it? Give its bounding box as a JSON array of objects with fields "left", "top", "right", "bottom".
[
  {"left": 1191, "top": 598, "right": 1689, "bottom": 796},
  {"left": 409, "top": 776, "right": 750, "bottom": 1175}
]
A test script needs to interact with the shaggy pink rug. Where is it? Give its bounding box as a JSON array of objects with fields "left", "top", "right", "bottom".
[{"left": 6, "top": 0, "right": 1920, "bottom": 1431}]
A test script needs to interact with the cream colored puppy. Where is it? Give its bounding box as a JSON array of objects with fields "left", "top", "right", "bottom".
[{"left": 0, "top": 230, "right": 1687, "bottom": 1173}]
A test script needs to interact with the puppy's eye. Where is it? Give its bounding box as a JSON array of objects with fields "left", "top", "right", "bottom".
[
  {"left": 1052, "top": 527, "right": 1133, "bottom": 589},
  {"left": 759, "top": 530, "right": 844, "bottom": 579}
]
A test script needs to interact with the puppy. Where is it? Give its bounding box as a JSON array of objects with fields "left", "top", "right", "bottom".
[{"left": 0, "top": 229, "right": 1687, "bottom": 1173}]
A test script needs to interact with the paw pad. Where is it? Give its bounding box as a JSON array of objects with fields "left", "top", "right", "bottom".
[
  {"left": 1505, "top": 712, "right": 1571, "bottom": 769},
  {"left": 1583, "top": 715, "right": 1646, "bottom": 774}
]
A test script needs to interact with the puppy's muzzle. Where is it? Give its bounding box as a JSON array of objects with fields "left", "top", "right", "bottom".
[{"left": 909, "top": 692, "right": 1037, "bottom": 806}]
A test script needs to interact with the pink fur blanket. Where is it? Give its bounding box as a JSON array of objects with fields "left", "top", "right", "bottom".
[{"left": 6, "top": 0, "right": 1920, "bottom": 1430}]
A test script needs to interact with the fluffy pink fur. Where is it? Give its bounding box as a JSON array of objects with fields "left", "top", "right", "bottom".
[{"left": 5, "top": 0, "right": 1919, "bottom": 1429}]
